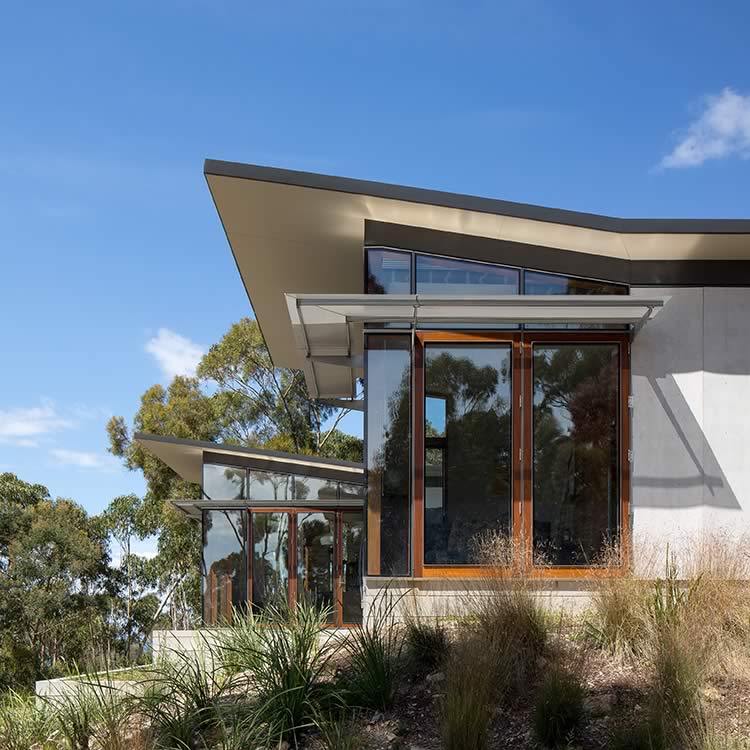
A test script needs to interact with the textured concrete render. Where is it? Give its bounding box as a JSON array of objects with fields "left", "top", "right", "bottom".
[{"left": 631, "top": 286, "right": 750, "bottom": 569}]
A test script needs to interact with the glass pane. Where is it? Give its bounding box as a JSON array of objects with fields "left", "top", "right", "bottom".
[
  {"left": 297, "top": 512, "right": 335, "bottom": 623},
  {"left": 532, "top": 344, "right": 619, "bottom": 565},
  {"left": 424, "top": 345, "right": 513, "bottom": 565},
  {"left": 202, "top": 510, "right": 247, "bottom": 624},
  {"left": 342, "top": 511, "right": 364, "bottom": 624},
  {"left": 339, "top": 482, "right": 366, "bottom": 501},
  {"left": 524, "top": 270, "right": 627, "bottom": 296},
  {"left": 416, "top": 255, "right": 519, "bottom": 295},
  {"left": 524, "top": 270, "right": 628, "bottom": 330},
  {"left": 251, "top": 512, "right": 289, "bottom": 612},
  {"left": 246, "top": 470, "right": 291, "bottom": 501},
  {"left": 365, "top": 335, "right": 411, "bottom": 576},
  {"left": 203, "top": 464, "right": 245, "bottom": 500},
  {"left": 294, "top": 476, "right": 339, "bottom": 502},
  {"left": 416, "top": 255, "right": 520, "bottom": 330},
  {"left": 366, "top": 248, "right": 412, "bottom": 294}
]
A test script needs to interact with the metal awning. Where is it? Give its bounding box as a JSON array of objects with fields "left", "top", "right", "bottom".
[{"left": 285, "top": 292, "right": 669, "bottom": 398}]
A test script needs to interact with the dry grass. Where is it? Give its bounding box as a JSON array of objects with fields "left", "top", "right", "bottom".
[
  {"left": 470, "top": 530, "right": 549, "bottom": 699},
  {"left": 440, "top": 633, "right": 495, "bottom": 750},
  {"left": 587, "top": 531, "right": 750, "bottom": 749}
]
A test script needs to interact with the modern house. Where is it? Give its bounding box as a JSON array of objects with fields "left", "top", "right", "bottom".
[{"left": 138, "top": 159, "right": 750, "bottom": 625}]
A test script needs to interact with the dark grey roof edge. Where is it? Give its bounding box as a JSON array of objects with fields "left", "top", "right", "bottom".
[
  {"left": 134, "top": 432, "right": 364, "bottom": 471},
  {"left": 204, "top": 158, "right": 750, "bottom": 235}
]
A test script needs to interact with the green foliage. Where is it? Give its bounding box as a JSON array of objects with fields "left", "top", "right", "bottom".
[
  {"left": 533, "top": 665, "right": 585, "bottom": 747},
  {"left": 405, "top": 616, "right": 450, "bottom": 674},
  {"left": 342, "top": 590, "right": 405, "bottom": 711},
  {"left": 649, "top": 546, "right": 702, "bottom": 629},
  {"left": 312, "top": 705, "right": 363, "bottom": 750},
  {"left": 0, "top": 485, "right": 112, "bottom": 691},
  {"left": 214, "top": 608, "right": 261, "bottom": 675},
  {"left": 137, "top": 644, "right": 231, "bottom": 749},
  {"left": 0, "top": 689, "right": 55, "bottom": 750},
  {"left": 240, "top": 599, "right": 335, "bottom": 742},
  {"left": 106, "top": 318, "right": 363, "bottom": 631}
]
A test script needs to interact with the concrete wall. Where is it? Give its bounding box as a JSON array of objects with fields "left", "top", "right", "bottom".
[
  {"left": 631, "top": 287, "right": 750, "bottom": 571},
  {"left": 362, "top": 577, "right": 596, "bottom": 621}
]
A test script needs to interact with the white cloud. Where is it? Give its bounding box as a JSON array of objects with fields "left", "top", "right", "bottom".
[
  {"left": 0, "top": 401, "right": 74, "bottom": 445},
  {"left": 145, "top": 328, "right": 204, "bottom": 379},
  {"left": 51, "top": 448, "right": 120, "bottom": 472},
  {"left": 660, "top": 88, "right": 750, "bottom": 169}
]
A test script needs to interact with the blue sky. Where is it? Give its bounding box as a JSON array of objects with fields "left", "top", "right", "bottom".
[{"left": 2, "top": 0, "right": 749, "bottom": 536}]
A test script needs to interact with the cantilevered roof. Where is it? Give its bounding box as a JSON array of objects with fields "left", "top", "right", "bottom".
[
  {"left": 285, "top": 293, "right": 668, "bottom": 398},
  {"left": 134, "top": 433, "right": 364, "bottom": 486},
  {"left": 204, "top": 159, "right": 750, "bottom": 380}
]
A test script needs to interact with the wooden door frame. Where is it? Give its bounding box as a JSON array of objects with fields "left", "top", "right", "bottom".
[{"left": 413, "top": 330, "right": 631, "bottom": 579}]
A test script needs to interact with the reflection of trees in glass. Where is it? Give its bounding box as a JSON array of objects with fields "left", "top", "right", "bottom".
[
  {"left": 294, "top": 478, "right": 338, "bottom": 502},
  {"left": 532, "top": 346, "right": 618, "bottom": 565},
  {"left": 369, "top": 355, "right": 411, "bottom": 575},
  {"left": 424, "top": 349, "right": 512, "bottom": 564},
  {"left": 247, "top": 470, "right": 289, "bottom": 502},
  {"left": 297, "top": 515, "right": 334, "bottom": 620},
  {"left": 202, "top": 510, "right": 246, "bottom": 624},
  {"left": 252, "top": 513, "right": 289, "bottom": 610}
]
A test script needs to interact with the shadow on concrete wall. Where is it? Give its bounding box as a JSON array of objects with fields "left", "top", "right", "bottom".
[{"left": 631, "top": 286, "right": 745, "bottom": 512}]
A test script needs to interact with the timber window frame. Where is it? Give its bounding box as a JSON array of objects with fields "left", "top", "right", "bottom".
[{"left": 412, "top": 330, "right": 630, "bottom": 578}]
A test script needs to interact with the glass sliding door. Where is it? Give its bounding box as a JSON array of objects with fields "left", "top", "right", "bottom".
[
  {"left": 422, "top": 340, "right": 515, "bottom": 566},
  {"left": 296, "top": 511, "right": 336, "bottom": 624},
  {"left": 251, "top": 512, "right": 290, "bottom": 612},
  {"left": 341, "top": 511, "right": 364, "bottom": 624},
  {"left": 245, "top": 509, "right": 363, "bottom": 625},
  {"left": 530, "top": 342, "right": 621, "bottom": 565}
]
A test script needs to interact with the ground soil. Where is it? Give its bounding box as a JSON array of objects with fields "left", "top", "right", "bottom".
[{"left": 321, "top": 634, "right": 750, "bottom": 750}]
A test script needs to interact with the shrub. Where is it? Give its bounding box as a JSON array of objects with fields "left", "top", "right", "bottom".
[
  {"left": 405, "top": 616, "right": 450, "bottom": 675},
  {"left": 439, "top": 634, "right": 494, "bottom": 750},
  {"left": 533, "top": 664, "right": 585, "bottom": 748},
  {"left": 312, "top": 705, "right": 363, "bottom": 750},
  {"left": 609, "top": 720, "right": 664, "bottom": 750},
  {"left": 586, "top": 541, "right": 648, "bottom": 658},
  {"left": 137, "top": 641, "right": 232, "bottom": 749},
  {"left": 214, "top": 607, "right": 261, "bottom": 676},
  {"left": 246, "top": 597, "right": 337, "bottom": 743},
  {"left": 342, "top": 589, "right": 405, "bottom": 711},
  {"left": 647, "top": 622, "right": 707, "bottom": 748},
  {"left": 211, "top": 699, "right": 284, "bottom": 750},
  {"left": 0, "top": 690, "right": 55, "bottom": 750},
  {"left": 471, "top": 530, "right": 548, "bottom": 698}
]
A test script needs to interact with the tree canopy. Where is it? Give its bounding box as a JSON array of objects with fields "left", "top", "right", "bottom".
[{"left": 106, "top": 317, "right": 362, "bottom": 628}]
